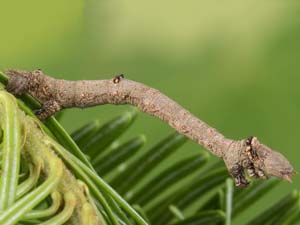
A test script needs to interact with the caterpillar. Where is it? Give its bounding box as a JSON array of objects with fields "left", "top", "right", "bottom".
[{"left": 4, "top": 69, "right": 295, "bottom": 188}]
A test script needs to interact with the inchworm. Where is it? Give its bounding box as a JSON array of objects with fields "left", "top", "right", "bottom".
[{"left": 4, "top": 69, "right": 295, "bottom": 188}]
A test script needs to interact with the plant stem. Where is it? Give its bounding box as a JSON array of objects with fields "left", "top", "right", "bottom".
[{"left": 0, "top": 92, "right": 22, "bottom": 210}]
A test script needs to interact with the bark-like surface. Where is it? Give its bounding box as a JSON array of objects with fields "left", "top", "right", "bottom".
[{"left": 4, "top": 69, "right": 295, "bottom": 187}]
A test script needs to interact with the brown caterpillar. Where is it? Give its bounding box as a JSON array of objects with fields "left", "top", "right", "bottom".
[{"left": 4, "top": 69, "right": 295, "bottom": 187}]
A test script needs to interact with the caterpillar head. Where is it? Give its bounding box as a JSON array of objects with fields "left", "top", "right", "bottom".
[{"left": 251, "top": 137, "right": 294, "bottom": 182}]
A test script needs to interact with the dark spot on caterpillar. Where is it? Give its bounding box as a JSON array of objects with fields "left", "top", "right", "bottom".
[
  {"left": 246, "top": 136, "right": 253, "bottom": 146},
  {"left": 245, "top": 136, "right": 258, "bottom": 161},
  {"left": 231, "top": 163, "right": 249, "bottom": 188},
  {"left": 113, "top": 74, "right": 124, "bottom": 84}
]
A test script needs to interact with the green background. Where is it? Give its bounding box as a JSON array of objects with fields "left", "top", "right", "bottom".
[{"left": 1, "top": 1, "right": 299, "bottom": 224}]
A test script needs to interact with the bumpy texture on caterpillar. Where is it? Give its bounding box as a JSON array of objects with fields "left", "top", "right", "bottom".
[{"left": 4, "top": 69, "right": 295, "bottom": 188}]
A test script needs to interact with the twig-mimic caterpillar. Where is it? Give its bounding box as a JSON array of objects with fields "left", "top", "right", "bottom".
[{"left": 4, "top": 69, "right": 295, "bottom": 188}]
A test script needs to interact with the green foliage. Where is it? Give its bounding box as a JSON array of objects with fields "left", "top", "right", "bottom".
[{"left": 0, "top": 73, "right": 299, "bottom": 224}]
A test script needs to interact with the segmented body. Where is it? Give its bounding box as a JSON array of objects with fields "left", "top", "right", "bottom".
[
  {"left": 5, "top": 69, "right": 231, "bottom": 157},
  {"left": 4, "top": 69, "right": 294, "bottom": 188}
]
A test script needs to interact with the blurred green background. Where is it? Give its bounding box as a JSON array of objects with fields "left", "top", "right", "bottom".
[{"left": 1, "top": 1, "right": 300, "bottom": 224}]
